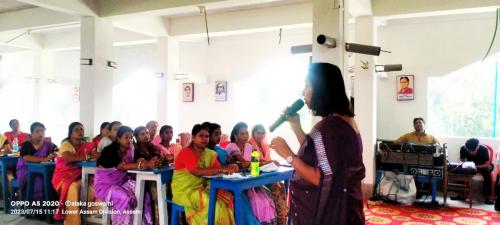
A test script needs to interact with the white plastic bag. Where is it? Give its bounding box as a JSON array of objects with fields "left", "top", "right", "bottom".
[{"left": 379, "top": 171, "right": 417, "bottom": 205}]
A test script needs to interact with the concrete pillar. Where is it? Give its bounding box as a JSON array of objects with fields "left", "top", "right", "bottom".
[
  {"left": 312, "top": 0, "right": 348, "bottom": 124},
  {"left": 166, "top": 37, "right": 180, "bottom": 131},
  {"left": 80, "top": 16, "right": 114, "bottom": 137},
  {"left": 354, "top": 16, "right": 377, "bottom": 196},
  {"left": 155, "top": 37, "right": 168, "bottom": 125}
]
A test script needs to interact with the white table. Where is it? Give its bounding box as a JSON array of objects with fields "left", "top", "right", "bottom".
[
  {"left": 76, "top": 161, "right": 99, "bottom": 225},
  {"left": 129, "top": 167, "right": 173, "bottom": 225}
]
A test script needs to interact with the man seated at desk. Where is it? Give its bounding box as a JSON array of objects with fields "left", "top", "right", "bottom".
[
  {"left": 394, "top": 117, "right": 440, "bottom": 145},
  {"left": 394, "top": 117, "right": 439, "bottom": 200},
  {"left": 456, "top": 138, "right": 494, "bottom": 205}
]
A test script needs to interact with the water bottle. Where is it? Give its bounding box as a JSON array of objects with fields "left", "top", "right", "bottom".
[
  {"left": 12, "top": 137, "right": 19, "bottom": 154},
  {"left": 251, "top": 149, "right": 260, "bottom": 177}
]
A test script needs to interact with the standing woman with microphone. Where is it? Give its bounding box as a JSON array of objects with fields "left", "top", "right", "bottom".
[{"left": 270, "top": 63, "right": 365, "bottom": 225}]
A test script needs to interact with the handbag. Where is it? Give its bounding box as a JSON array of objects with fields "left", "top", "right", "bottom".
[{"left": 378, "top": 171, "right": 417, "bottom": 205}]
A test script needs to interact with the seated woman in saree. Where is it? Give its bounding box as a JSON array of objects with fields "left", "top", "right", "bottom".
[
  {"left": 4, "top": 119, "right": 30, "bottom": 147},
  {"left": 95, "top": 126, "right": 157, "bottom": 225},
  {"left": 249, "top": 124, "right": 288, "bottom": 225},
  {"left": 52, "top": 122, "right": 96, "bottom": 224},
  {"left": 16, "top": 122, "right": 57, "bottom": 201},
  {"left": 134, "top": 126, "right": 163, "bottom": 225},
  {"left": 172, "top": 124, "right": 239, "bottom": 225},
  {"left": 202, "top": 122, "right": 232, "bottom": 166},
  {"left": 92, "top": 122, "right": 110, "bottom": 148},
  {"left": 225, "top": 122, "right": 278, "bottom": 225},
  {"left": 0, "top": 131, "right": 11, "bottom": 154},
  {"left": 97, "top": 121, "right": 121, "bottom": 153},
  {"left": 158, "top": 125, "right": 182, "bottom": 164},
  {"left": 0, "top": 130, "right": 12, "bottom": 204}
]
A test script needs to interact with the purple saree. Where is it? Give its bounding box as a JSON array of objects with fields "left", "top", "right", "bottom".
[
  {"left": 95, "top": 145, "right": 153, "bottom": 225},
  {"left": 16, "top": 141, "right": 56, "bottom": 200},
  {"left": 289, "top": 115, "right": 365, "bottom": 225}
]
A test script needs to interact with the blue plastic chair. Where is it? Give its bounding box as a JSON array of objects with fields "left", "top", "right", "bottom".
[
  {"left": 170, "top": 202, "right": 185, "bottom": 225},
  {"left": 9, "top": 179, "right": 19, "bottom": 201}
]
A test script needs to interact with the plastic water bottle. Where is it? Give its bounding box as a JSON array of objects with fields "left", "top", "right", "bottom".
[
  {"left": 12, "top": 137, "right": 19, "bottom": 153},
  {"left": 251, "top": 149, "right": 260, "bottom": 177}
]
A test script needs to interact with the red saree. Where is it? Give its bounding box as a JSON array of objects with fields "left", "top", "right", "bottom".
[{"left": 51, "top": 141, "right": 94, "bottom": 220}]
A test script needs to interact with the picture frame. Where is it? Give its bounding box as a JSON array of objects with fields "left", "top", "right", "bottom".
[
  {"left": 215, "top": 81, "right": 227, "bottom": 102},
  {"left": 397, "top": 75, "right": 414, "bottom": 101},
  {"left": 182, "top": 83, "right": 194, "bottom": 102}
]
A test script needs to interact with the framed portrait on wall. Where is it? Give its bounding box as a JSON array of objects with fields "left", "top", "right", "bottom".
[
  {"left": 182, "top": 83, "right": 194, "bottom": 102},
  {"left": 397, "top": 75, "right": 414, "bottom": 101},
  {"left": 215, "top": 81, "right": 227, "bottom": 101}
]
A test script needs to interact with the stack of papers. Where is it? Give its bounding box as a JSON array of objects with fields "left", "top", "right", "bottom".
[
  {"left": 462, "top": 161, "right": 476, "bottom": 169},
  {"left": 260, "top": 162, "right": 279, "bottom": 172},
  {"left": 223, "top": 173, "right": 246, "bottom": 179}
]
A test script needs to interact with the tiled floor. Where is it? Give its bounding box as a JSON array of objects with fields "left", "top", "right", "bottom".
[
  {"left": 1, "top": 197, "right": 499, "bottom": 225},
  {"left": 0, "top": 211, "right": 104, "bottom": 225}
]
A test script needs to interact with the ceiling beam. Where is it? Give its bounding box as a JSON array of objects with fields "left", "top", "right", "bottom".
[
  {"left": 0, "top": 30, "right": 42, "bottom": 49},
  {"left": 373, "top": 0, "right": 500, "bottom": 17},
  {"left": 348, "top": 0, "right": 372, "bottom": 17},
  {"left": 16, "top": 0, "right": 97, "bottom": 16},
  {"left": 168, "top": 2, "right": 312, "bottom": 37},
  {"left": 96, "top": 0, "right": 225, "bottom": 17},
  {"left": 113, "top": 16, "right": 168, "bottom": 37},
  {"left": 0, "top": 7, "right": 79, "bottom": 33}
]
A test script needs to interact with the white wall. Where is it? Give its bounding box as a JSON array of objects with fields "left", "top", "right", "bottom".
[
  {"left": 376, "top": 12, "right": 500, "bottom": 160},
  {"left": 175, "top": 27, "right": 312, "bottom": 154},
  {"left": 0, "top": 43, "right": 159, "bottom": 144},
  {"left": 0, "top": 51, "right": 36, "bottom": 133}
]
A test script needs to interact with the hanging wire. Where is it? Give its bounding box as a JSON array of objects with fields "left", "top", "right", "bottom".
[
  {"left": 278, "top": 28, "right": 282, "bottom": 44},
  {"left": 200, "top": 6, "right": 210, "bottom": 46},
  {"left": 492, "top": 59, "right": 498, "bottom": 137},
  {"left": 4, "top": 30, "right": 29, "bottom": 44},
  {"left": 481, "top": 8, "right": 499, "bottom": 62}
]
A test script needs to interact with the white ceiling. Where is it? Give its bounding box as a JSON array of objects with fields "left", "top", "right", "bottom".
[
  {"left": 0, "top": 44, "right": 27, "bottom": 52},
  {"left": 0, "top": 0, "right": 35, "bottom": 13},
  {"left": 163, "top": 0, "right": 311, "bottom": 18}
]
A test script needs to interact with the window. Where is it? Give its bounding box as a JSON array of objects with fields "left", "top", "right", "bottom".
[{"left": 428, "top": 54, "right": 499, "bottom": 137}]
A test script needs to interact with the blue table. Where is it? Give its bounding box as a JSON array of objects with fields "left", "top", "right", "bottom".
[
  {"left": 0, "top": 155, "right": 19, "bottom": 213},
  {"left": 25, "top": 161, "right": 56, "bottom": 224},
  {"left": 207, "top": 167, "right": 294, "bottom": 225},
  {"left": 76, "top": 160, "right": 97, "bottom": 225},
  {"left": 129, "top": 166, "right": 173, "bottom": 225}
]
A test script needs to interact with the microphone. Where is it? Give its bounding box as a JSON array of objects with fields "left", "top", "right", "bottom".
[{"left": 269, "top": 99, "right": 305, "bottom": 132}]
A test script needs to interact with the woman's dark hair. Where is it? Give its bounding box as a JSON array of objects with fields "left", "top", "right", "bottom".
[
  {"left": 117, "top": 126, "right": 133, "bottom": 139},
  {"left": 100, "top": 122, "right": 110, "bottom": 131},
  {"left": 66, "top": 122, "right": 83, "bottom": 141},
  {"left": 9, "top": 119, "right": 18, "bottom": 129},
  {"left": 201, "top": 122, "right": 221, "bottom": 136},
  {"left": 400, "top": 76, "right": 410, "bottom": 82},
  {"left": 109, "top": 121, "right": 122, "bottom": 129},
  {"left": 230, "top": 122, "right": 248, "bottom": 143},
  {"left": 30, "top": 122, "right": 45, "bottom": 134},
  {"left": 413, "top": 117, "right": 425, "bottom": 124},
  {"left": 202, "top": 122, "right": 221, "bottom": 149},
  {"left": 133, "top": 126, "right": 147, "bottom": 139},
  {"left": 159, "top": 125, "right": 173, "bottom": 135},
  {"left": 465, "top": 138, "right": 480, "bottom": 151},
  {"left": 251, "top": 124, "right": 265, "bottom": 137},
  {"left": 307, "top": 63, "right": 354, "bottom": 117},
  {"left": 191, "top": 124, "right": 209, "bottom": 136}
]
